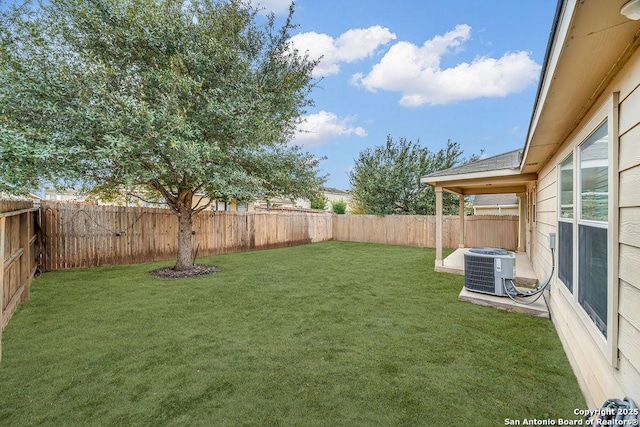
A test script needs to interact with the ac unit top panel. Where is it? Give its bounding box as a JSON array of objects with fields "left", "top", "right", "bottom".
[{"left": 467, "top": 247, "right": 509, "bottom": 256}]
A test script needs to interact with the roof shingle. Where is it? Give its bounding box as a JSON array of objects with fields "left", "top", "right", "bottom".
[{"left": 423, "top": 149, "right": 523, "bottom": 179}]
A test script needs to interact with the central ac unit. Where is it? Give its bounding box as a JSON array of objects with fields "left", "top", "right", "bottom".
[{"left": 464, "top": 248, "right": 516, "bottom": 296}]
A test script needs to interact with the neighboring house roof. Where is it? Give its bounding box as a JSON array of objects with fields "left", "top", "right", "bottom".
[
  {"left": 44, "top": 187, "right": 86, "bottom": 200},
  {"left": 473, "top": 194, "right": 518, "bottom": 207},
  {"left": 0, "top": 192, "right": 40, "bottom": 200},
  {"left": 321, "top": 186, "right": 350, "bottom": 194}
]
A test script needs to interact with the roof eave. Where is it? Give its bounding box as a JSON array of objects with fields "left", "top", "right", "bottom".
[
  {"left": 420, "top": 167, "right": 524, "bottom": 187},
  {"left": 521, "top": 0, "right": 640, "bottom": 173}
]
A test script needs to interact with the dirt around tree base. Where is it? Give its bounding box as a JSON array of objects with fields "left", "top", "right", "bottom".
[{"left": 151, "top": 264, "right": 221, "bottom": 279}]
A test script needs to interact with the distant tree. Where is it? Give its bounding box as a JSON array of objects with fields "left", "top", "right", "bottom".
[
  {"left": 331, "top": 199, "right": 347, "bottom": 214},
  {"left": 346, "top": 197, "right": 367, "bottom": 215},
  {"left": 310, "top": 193, "right": 328, "bottom": 210},
  {"left": 349, "top": 136, "right": 480, "bottom": 215},
  {"left": 1, "top": 0, "right": 325, "bottom": 271}
]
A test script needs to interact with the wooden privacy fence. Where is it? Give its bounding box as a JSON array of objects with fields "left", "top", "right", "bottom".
[
  {"left": 1, "top": 200, "right": 39, "bottom": 361},
  {"left": 38, "top": 201, "right": 518, "bottom": 271},
  {"left": 464, "top": 215, "right": 518, "bottom": 250},
  {"left": 40, "top": 201, "right": 333, "bottom": 270},
  {"left": 333, "top": 214, "right": 518, "bottom": 250},
  {"left": 333, "top": 214, "right": 442, "bottom": 247}
]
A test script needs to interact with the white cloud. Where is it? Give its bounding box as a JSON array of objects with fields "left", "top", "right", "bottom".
[
  {"left": 250, "top": 0, "right": 291, "bottom": 15},
  {"left": 290, "top": 26, "right": 396, "bottom": 78},
  {"left": 353, "top": 24, "right": 541, "bottom": 106},
  {"left": 293, "top": 111, "right": 367, "bottom": 147}
]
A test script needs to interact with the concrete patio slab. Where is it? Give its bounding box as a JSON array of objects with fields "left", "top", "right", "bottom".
[
  {"left": 458, "top": 287, "right": 550, "bottom": 318},
  {"left": 435, "top": 248, "right": 548, "bottom": 317}
]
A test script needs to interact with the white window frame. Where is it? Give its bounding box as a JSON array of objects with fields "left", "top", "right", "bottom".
[
  {"left": 557, "top": 153, "right": 574, "bottom": 293},
  {"left": 553, "top": 93, "right": 620, "bottom": 367},
  {"left": 576, "top": 120, "right": 609, "bottom": 343}
]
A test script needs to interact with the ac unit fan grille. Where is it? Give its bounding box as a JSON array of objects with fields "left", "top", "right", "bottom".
[{"left": 464, "top": 255, "right": 496, "bottom": 294}]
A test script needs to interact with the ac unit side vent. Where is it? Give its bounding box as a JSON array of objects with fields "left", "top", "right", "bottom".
[
  {"left": 464, "top": 255, "right": 497, "bottom": 294},
  {"left": 463, "top": 248, "right": 516, "bottom": 297}
]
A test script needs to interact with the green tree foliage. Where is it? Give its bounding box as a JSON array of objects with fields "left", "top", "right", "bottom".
[
  {"left": 309, "top": 193, "right": 328, "bottom": 210},
  {"left": 349, "top": 136, "right": 478, "bottom": 215},
  {"left": 331, "top": 199, "right": 347, "bottom": 214},
  {"left": 0, "top": 0, "right": 325, "bottom": 270}
]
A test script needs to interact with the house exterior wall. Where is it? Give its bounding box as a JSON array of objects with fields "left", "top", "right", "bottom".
[
  {"left": 473, "top": 205, "right": 519, "bottom": 216},
  {"left": 531, "top": 47, "right": 640, "bottom": 407},
  {"left": 325, "top": 191, "right": 351, "bottom": 213}
]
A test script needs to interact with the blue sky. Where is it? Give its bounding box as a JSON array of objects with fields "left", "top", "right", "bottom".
[
  {"left": 3, "top": 0, "right": 558, "bottom": 192},
  {"left": 255, "top": 0, "right": 558, "bottom": 190}
]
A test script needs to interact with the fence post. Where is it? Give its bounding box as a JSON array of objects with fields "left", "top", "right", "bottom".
[{"left": 20, "top": 212, "right": 30, "bottom": 302}]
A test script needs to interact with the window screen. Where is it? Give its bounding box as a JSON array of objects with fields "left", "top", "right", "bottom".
[
  {"left": 576, "top": 121, "right": 608, "bottom": 336},
  {"left": 578, "top": 224, "right": 607, "bottom": 337},
  {"left": 558, "top": 154, "right": 574, "bottom": 293},
  {"left": 580, "top": 124, "right": 608, "bottom": 222},
  {"left": 560, "top": 155, "right": 574, "bottom": 219},
  {"left": 558, "top": 221, "right": 573, "bottom": 293}
]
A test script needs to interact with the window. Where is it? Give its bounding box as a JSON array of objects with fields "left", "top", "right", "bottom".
[
  {"left": 580, "top": 124, "right": 609, "bottom": 221},
  {"left": 530, "top": 191, "right": 536, "bottom": 223},
  {"left": 557, "top": 120, "right": 608, "bottom": 337},
  {"left": 558, "top": 154, "right": 573, "bottom": 292},
  {"left": 578, "top": 224, "right": 607, "bottom": 335},
  {"left": 237, "top": 202, "right": 248, "bottom": 212},
  {"left": 559, "top": 154, "right": 574, "bottom": 219},
  {"left": 578, "top": 121, "right": 608, "bottom": 336},
  {"left": 215, "top": 200, "right": 227, "bottom": 211}
]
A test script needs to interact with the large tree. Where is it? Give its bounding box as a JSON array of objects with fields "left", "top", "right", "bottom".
[
  {"left": 0, "top": 0, "right": 325, "bottom": 270},
  {"left": 349, "top": 136, "right": 479, "bottom": 215}
]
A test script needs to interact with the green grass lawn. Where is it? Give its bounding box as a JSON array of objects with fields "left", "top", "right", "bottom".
[{"left": 0, "top": 241, "right": 585, "bottom": 426}]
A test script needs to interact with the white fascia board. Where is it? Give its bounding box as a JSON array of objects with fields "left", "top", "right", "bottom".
[{"left": 420, "top": 168, "right": 522, "bottom": 186}]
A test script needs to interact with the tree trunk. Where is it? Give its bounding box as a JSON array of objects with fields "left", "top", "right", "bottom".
[{"left": 175, "top": 194, "right": 194, "bottom": 271}]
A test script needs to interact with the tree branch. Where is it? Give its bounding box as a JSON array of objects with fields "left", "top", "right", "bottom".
[{"left": 124, "top": 191, "right": 165, "bottom": 206}]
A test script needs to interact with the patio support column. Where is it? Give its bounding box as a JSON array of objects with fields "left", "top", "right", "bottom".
[
  {"left": 517, "top": 193, "right": 526, "bottom": 252},
  {"left": 435, "top": 186, "right": 443, "bottom": 267},
  {"left": 458, "top": 195, "right": 465, "bottom": 248}
]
